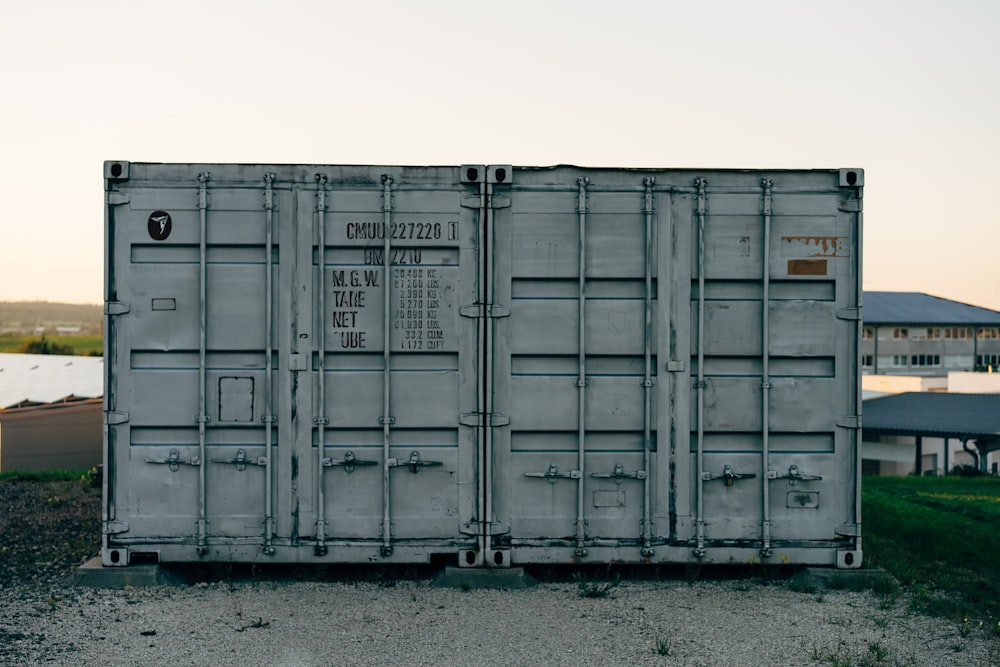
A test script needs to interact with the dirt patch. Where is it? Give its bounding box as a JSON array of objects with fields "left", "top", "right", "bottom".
[{"left": 0, "top": 478, "right": 101, "bottom": 587}]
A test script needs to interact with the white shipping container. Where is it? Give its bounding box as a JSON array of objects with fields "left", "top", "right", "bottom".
[{"left": 102, "top": 162, "right": 863, "bottom": 569}]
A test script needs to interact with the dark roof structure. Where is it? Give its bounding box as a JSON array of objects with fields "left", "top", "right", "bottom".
[
  {"left": 863, "top": 392, "right": 1000, "bottom": 441},
  {"left": 863, "top": 292, "right": 1000, "bottom": 326}
]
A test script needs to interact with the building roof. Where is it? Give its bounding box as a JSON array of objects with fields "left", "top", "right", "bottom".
[
  {"left": 864, "top": 292, "right": 1000, "bottom": 326},
  {"left": 863, "top": 392, "right": 1000, "bottom": 440},
  {"left": 0, "top": 353, "right": 103, "bottom": 409}
]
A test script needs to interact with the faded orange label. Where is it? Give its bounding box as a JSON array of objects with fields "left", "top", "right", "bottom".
[
  {"left": 788, "top": 259, "right": 828, "bottom": 276},
  {"left": 781, "top": 236, "right": 847, "bottom": 257}
]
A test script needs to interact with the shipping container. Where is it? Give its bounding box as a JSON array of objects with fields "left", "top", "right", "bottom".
[{"left": 102, "top": 162, "right": 863, "bottom": 569}]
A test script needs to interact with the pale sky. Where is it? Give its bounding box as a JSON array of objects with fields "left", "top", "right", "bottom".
[{"left": 2, "top": 0, "right": 998, "bottom": 310}]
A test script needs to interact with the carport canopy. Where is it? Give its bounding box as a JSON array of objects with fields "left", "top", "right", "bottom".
[{"left": 863, "top": 392, "right": 1000, "bottom": 473}]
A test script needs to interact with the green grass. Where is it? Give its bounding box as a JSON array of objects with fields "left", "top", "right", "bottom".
[
  {"left": 0, "top": 469, "right": 94, "bottom": 482},
  {"left": 863, "top": 475, "right": 1000, "bottom": 623},
  {"left": 0, "top": 334, "right": 103, "bottom": 355}
]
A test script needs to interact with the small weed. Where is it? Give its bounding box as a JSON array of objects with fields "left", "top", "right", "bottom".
[
  {"left": 958, "top": 615, "right": 984, "bottom": 638},
  {"left": 870, "top": 574, "right": 900, "bottom": 598},
  {"left": 654, "top": 636, "right": 671, "bottom": 656},
  {"left": 871, "top": 614, "right": 890, "bottom": 630},
  {"left": 788, "top": 577, "right": 818, "bottom": 594},
  {"left": 573, "top": 571, "right": 620, "bottom": 599},
  {"left": 827, "top": 573, "right": 848, "bottom": 590},
  {"left": 908, "top": 586, "right": 964, "bottom": 618},
  {"left": 236, "top": 616, "right": 270, "bottom": 632},
  {"left": 37, "top": 595, "right": 62, "bottom": 613},
  {"left": 811, "top": 645, "right": 850, "bottom": 666},
  {"left": 824, "top": 652, "right": 853, "bottom": 667},
  {"left": 860, "top": 641, "right": 889, "bottom": 666}
]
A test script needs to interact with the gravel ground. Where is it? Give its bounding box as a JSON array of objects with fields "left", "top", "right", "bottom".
[
  {"left": 1, "top": 479, "right": 998, "bottom": 666},
  {"left": 3, "top": 575, "right": 999, "bottom": 665}
]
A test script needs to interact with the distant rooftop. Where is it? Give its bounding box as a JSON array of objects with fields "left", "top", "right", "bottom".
[
  {"left": 864, "top": 292, "right": 1000, "bottom": 326},
  {"left": 863, "top": 392, "right": 1000, "bottom": 440},
  {"left": 0, "top": 353, "right": 103, "bottom": 409}
]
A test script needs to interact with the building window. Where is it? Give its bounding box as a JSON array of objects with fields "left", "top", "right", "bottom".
[
  {"left": 978, "top": 328, "right": 1000, "bottom": 339},
  {"left": 892, "top": 355, "right": 908, "bottom": 367},
  {"left": 862, "top": 327, "right": 874, "bottom": 340},
  {"left": 978, "top": 354, "right": 1000, "bottom": 369},
  {"left": 910, "top": 354, "right": 941, "bottom": 367},
  {"left": 893, "top": 328, "right": 908, "bottom": 339},
  {"left": 862, "top": 354, "right": 874, "bottom": 367},
  {"left": 909, "top": 328, "right": 942, "bottom": 341},
  {"left": 945, "top": 327, "right": 972, "bottom": 339}
]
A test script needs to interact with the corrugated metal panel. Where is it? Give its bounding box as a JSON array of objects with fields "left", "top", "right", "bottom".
[
  {"left": 0, "top": 353, "right": 103, "bottom": 408},
  {"left": 103, "top": 162, "right": 862, "bottom": 569}
]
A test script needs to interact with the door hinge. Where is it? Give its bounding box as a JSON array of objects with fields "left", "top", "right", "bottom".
[
  {"left": 837, "top": 416, "right": 862, "bottom": 429},
  {"left": 461, "top": 194, "right": 484, "bottom": 209},
  {"left": 837, "top": 199, "right": 862, "bottom": 212},
  {"left": 460, "top": 304, "right": 510, "bottom": 319},
  {"left": 460, "top": 519, "right": 511, "bottom": 536},
  {"left": 835, "top": 523, "right": 861, "bottom": 537},
  {"left": 104, "top": 520, "right": 129, "bottom": 535},
  {"left": 836, "top": 307, "right": 862, "bottom": 321},
  {"left": 105, "top": 192, "right": 131, "bottom": 206},
  {"left": 105, "top": 302, "right": 130, "bottom": 316},
  {"left": 288, "top": 353, "right": 307, "bottom": 371},
  {"left": 104, "top": 411, "right": 130, "bottom": 425},
  {"left": 666, "top": 360, "right": 686, "bottom": 372},
  {"left": 489, "top": 194, "right": 511, "bottom": 209},
  {"left": 460, "top": 412, "right": 510, "bottom": 427}
]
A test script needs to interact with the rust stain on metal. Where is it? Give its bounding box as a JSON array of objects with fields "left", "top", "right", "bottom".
[
  {"left": 782, "top": 236, "right": 844, "bottom": 257},
  {"left": 788, "top": 259, "right": 828, "bottom": 276}
]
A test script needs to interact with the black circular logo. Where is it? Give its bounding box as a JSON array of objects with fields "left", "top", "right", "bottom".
[{"left": 147, "top": 211, "right": 172, "bottom": 241}]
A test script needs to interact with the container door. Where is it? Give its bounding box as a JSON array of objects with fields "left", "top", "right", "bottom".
[
  {"left": 295, "top": 166, "right": 482, "bottom": 561},
  {"left": 105, "top": 165, "right": 288, "bottom": 558},
  {"left": 490, "top": 167, "right": 670, "bottom": 561},
  {"left": 684, "top": 171, "right": 862, "bottom": 563}
]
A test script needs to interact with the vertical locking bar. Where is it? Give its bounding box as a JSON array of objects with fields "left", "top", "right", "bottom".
[
  {"left": 853, "top": 180, "right": 865, "bottom": 558},
  {"left": 380, "top": 175, "right": 394, "bottom": 556},
  {"left": 641, "top": 177, "right": 655, "bottom": 556},
  {"left": 760, "top": 178, "right": 774, "bottom": 557},
  {"left": 473, "top": 176, "right": 490, "bottom": 561},
  {"left": 263, "top": 173, "right": 276, "bottom": 555},
  {"left": 196, "top": 172, "right": 210, "bottom": 555},
  {"left": 694, "top": 177, "right": 707, "bottom": 558},
  {"left": 483, "top": 178, "right": 496, "bottom": 560},
  {"left": 574, "top": 177, "right": 590, "bottom": 557},
  {"left": 314, "top": 174, "right": 329, "bottom": 555}
]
